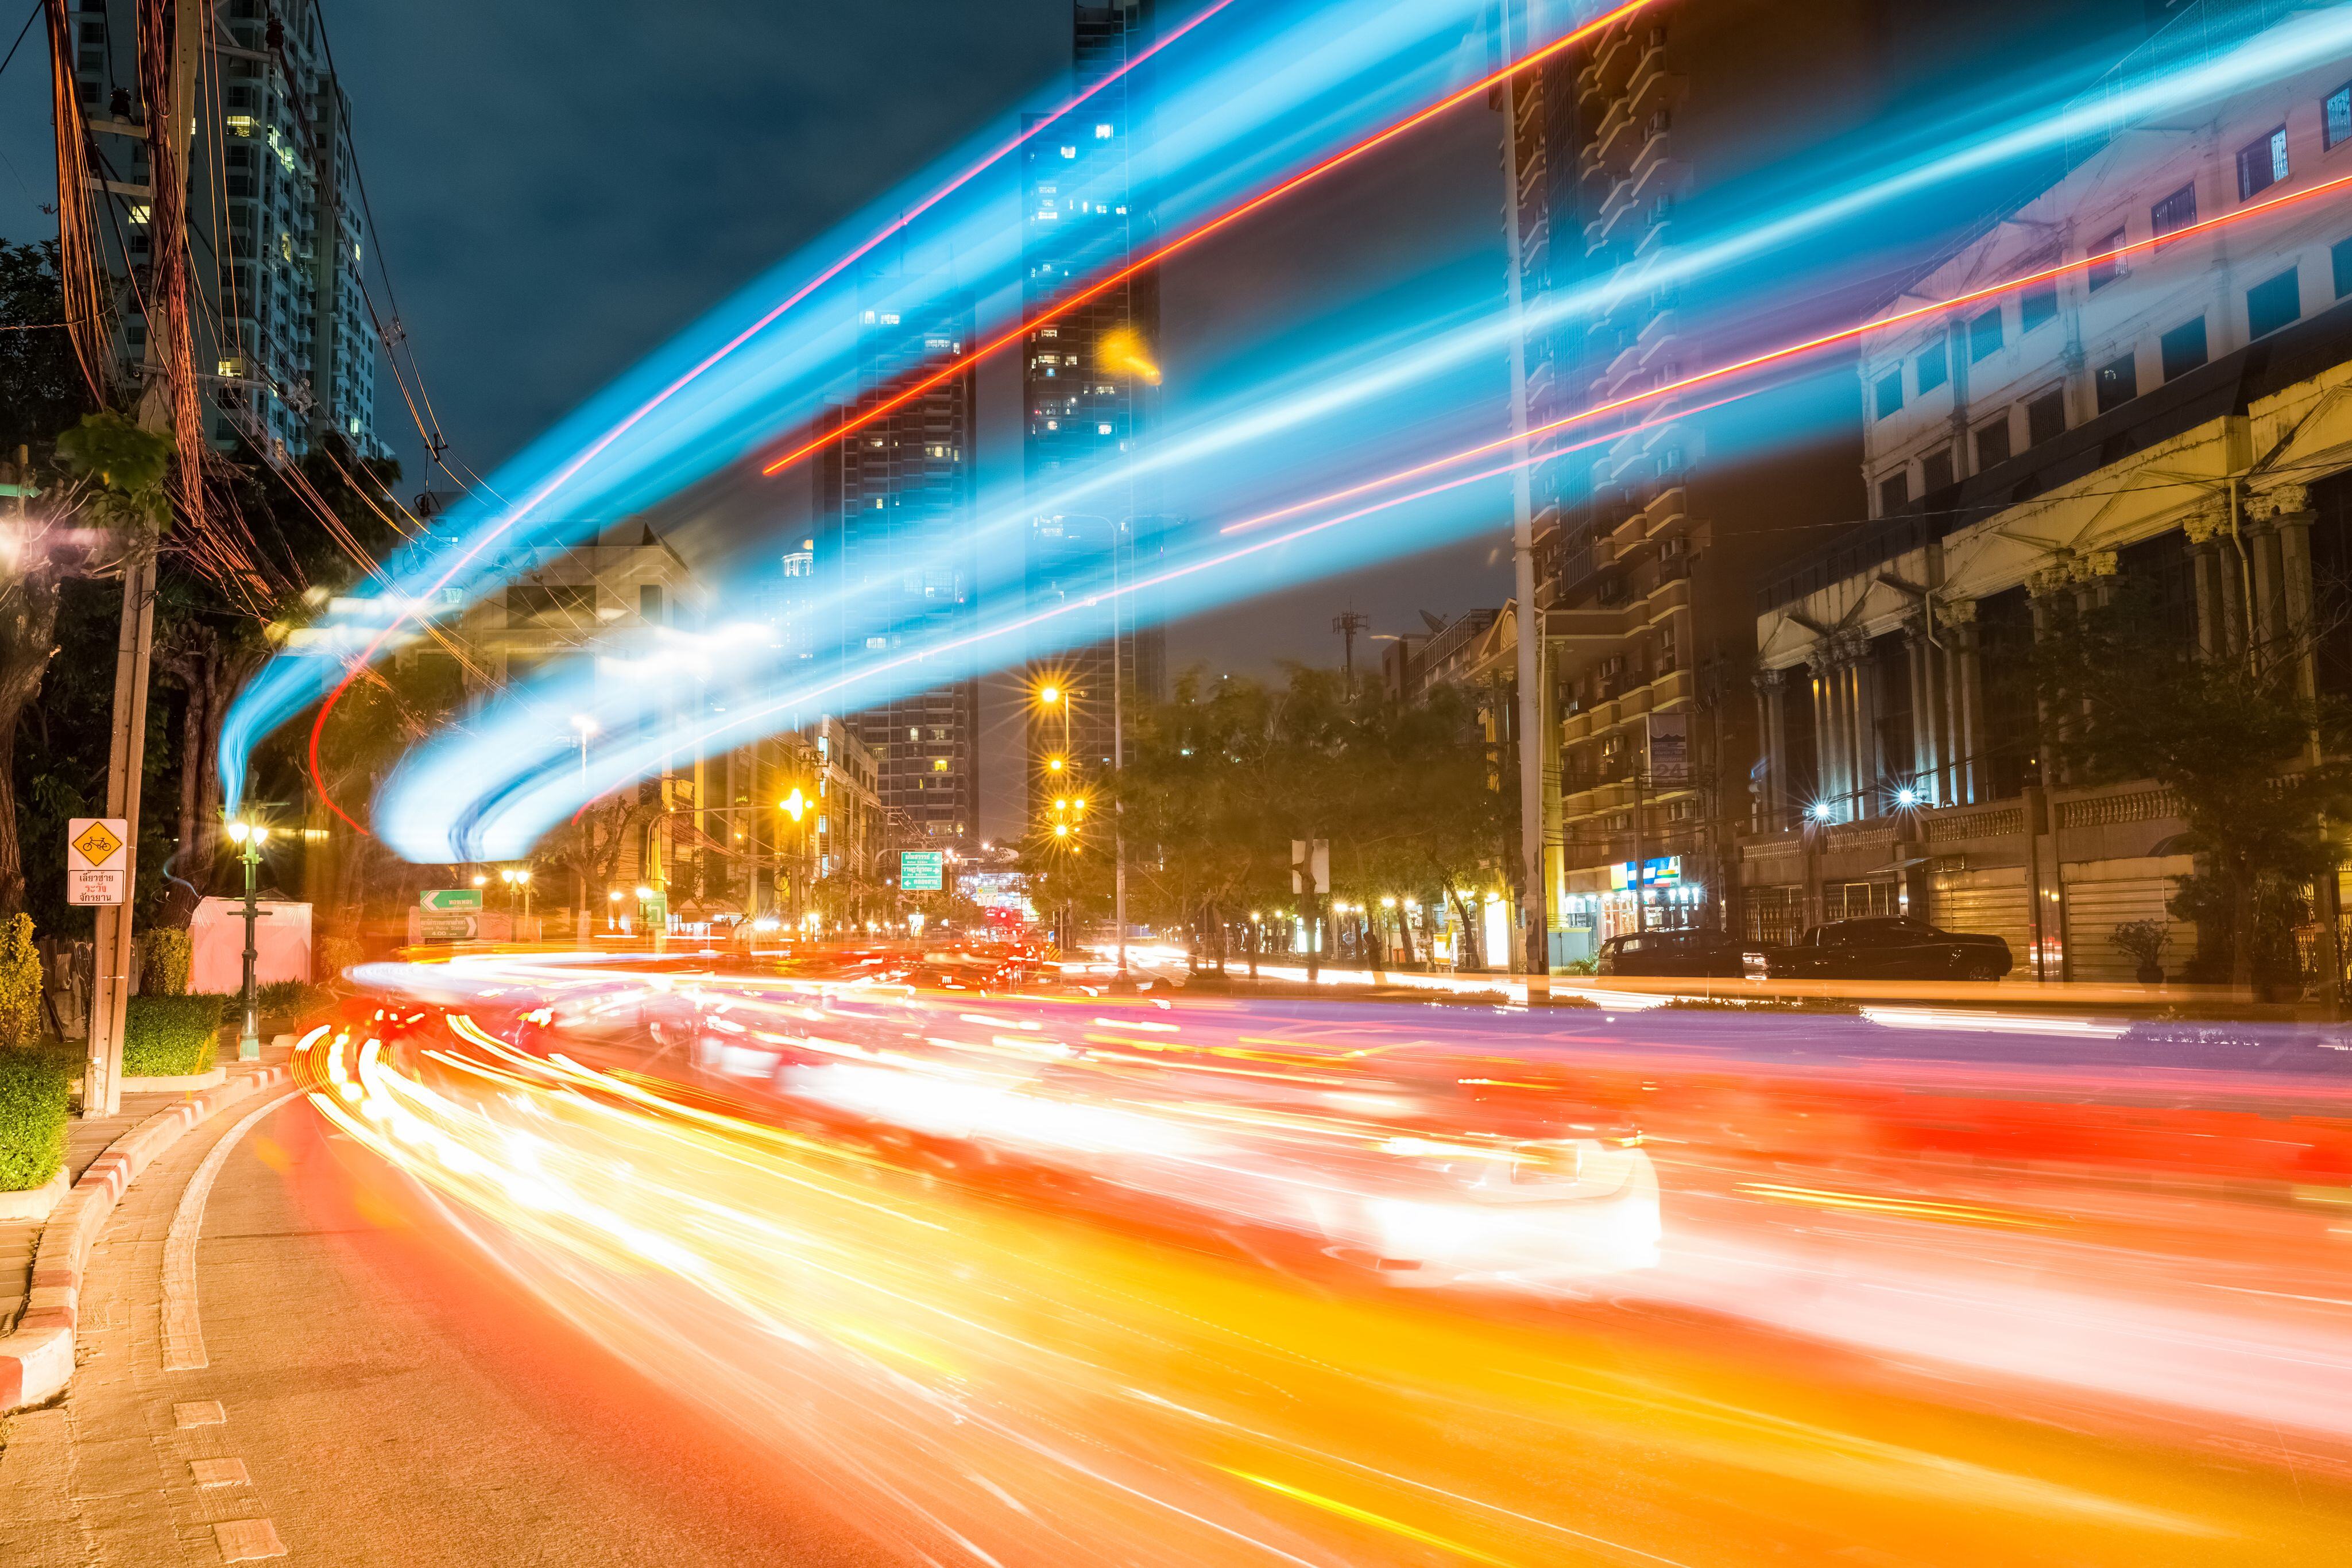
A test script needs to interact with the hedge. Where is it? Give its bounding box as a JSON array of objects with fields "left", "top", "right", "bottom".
[
  {"left": 0, "top": 913, "right": 41, "bottom": 1049},
  {"left": 122, "top": 994, "right": 225, "bottom": 1078},
  {"left": 256, "top": 979, "right": 332, "bottom": 1022},
  {"left": 0, "top": 1047, "right": 71, "bottom": 1191}
]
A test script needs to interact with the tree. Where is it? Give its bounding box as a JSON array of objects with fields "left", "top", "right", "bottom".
[
  {"left": 0, "top": 412, "right": 171, "bottom": 915},
  {"left": 2037, "top": 583, "right": 2352, "bottom": 992},
  {"left": 1067, "top": 665, "right": 1517, "bottom": 970},
  {"left": 0, "top": 240, "right": 92, "bottom": 456}
]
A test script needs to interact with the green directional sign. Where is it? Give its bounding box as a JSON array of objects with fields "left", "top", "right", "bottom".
[
  {"left": 421, "top": 888, "right": 483, "bottom": 912},
  {"left": 899, "top": 850, "right": 944, "bottom": 892}
]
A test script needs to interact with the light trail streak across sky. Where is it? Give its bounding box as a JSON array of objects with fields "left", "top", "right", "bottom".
[
  {"left": 754, "top": 0, "right": 1666, "bottom": 477},
  {"left": 218, "top": 0, "right": 1646, "bottom": 817},
  {"left": 229, "top": 0, "right": 2352, "bottom": 851},
  {"left": 284, "top": 955, "right": 2352, "bottom": 1564},
  {"left": 370, "top": 161, "right": 2352, "bottom": 862}
]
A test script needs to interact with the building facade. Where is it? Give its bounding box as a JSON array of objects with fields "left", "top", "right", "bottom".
[
  {"left": 816, "top": 293, "right": 982, "bottom": 845},
  {"left": 1022, "top": 0, "right": 1166, "bottom": 826},
  {"left": 1740, "top": 3, "right": 2352, "bottom": 982},
  {"left": 1498, "top": 0, "right": 1887, "bottom": 963},
  {"left": 69, "top": 0, "right": 382, "bottom": 459}
]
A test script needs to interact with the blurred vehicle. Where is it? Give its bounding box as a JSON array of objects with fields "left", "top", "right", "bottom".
[
  {"left": 1760, "top": 916, "right": 2011, "bottom": 981},
  {"left": 1596, "top": 928, "right": 1750, "bottom": 978}
]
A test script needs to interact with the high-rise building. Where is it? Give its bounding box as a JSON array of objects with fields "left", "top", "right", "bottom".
[
  {"left": 1498, "top": 0, "right": 1889, "bottom": 963},
  {"left": 1022, "top": 0, "right": 1165, "bottom": 823},
  {"left": 816, "top": 292, "right": 981, "bottom": 844},
  {"left": 67, "top": 0, "right": 382, "bottom": 460}
]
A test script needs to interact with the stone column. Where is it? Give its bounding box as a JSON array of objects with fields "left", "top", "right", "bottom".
[
  {"left": 1906, "top": 623, "right": 1939, "bottom": 794},
  {"left": 1856, "top": 654, "right": 1874, "bottom": 814},
  {"left": 2185, "top": 510, "right": 2226, "bottom": 662},
  {"left": 1943, "top": 601, "right": 1982, "bottom": 804},
  {"left": 2271, "top": 485, "right": 2319, "bottom": 700},
  {"left": 2246, "top": 512, "right": 2283, "bottom": 651},
  {"left": 1810, "top": 660, "right": 1836, "bottom": 824},
  {"left": 1758, "top": 668, "right": 1791, "bottom": 830}
]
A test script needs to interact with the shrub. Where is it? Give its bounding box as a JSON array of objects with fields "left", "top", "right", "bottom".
[
  {"left": 143, "top": 928, "right": 192, "bottom": 996},
  {"left": 316, "top": 935, "right": 363, "bottom": 982},
  {"left": 122, "top": 994, "right": 225, "bottom": 1077},
  {"left": 0, "top": 914, "right": 41, "bottom": 1048},
  {"left": 0, "top": 1047, "right": 71, "bottom": 1191},
  {"left": 256, "top": 979, "right": 330, "bottom": 1021}
]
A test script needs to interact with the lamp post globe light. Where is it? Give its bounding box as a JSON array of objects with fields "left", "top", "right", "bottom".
[{"left": 223, "top": 816, "right": 270, "bottom": 1060}]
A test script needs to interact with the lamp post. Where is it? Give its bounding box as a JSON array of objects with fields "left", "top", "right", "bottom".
[
  {"left": 223, "top": 817, "right": 269, "bottom": 1061},
  {"left": 570, "top": 716, "right": 595, "bottom": 936}
]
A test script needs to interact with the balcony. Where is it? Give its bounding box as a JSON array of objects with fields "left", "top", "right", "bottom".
[
  {"left": 1625, "top": 56, "right": 1684, "bottom": 126},
  {"left": 1591, "top": 26, "right": 1642, "bottom": 96},
  {"left": 1557, "top": 665, "right": 1695, "bottom": 745}
]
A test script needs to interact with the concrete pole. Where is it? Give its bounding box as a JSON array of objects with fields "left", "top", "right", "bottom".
[{"left": 1498, "top": 4, "right": 1548, "bottom": 998}]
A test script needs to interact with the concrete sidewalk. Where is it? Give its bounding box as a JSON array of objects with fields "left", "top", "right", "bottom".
[{"left": 1, "top": 1066, "right": 274, "bottom": 1338}]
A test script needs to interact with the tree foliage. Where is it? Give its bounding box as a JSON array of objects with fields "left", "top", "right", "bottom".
[
  {"left": 2036, "top": 583, "right": 2352, "bottom": 989},
  {"left": 1030, "top": 666, "right": 1517, "bottom": 965}
]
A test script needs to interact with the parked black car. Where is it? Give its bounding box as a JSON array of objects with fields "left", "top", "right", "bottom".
[
  {"left": 1596, "top": 928, "right": 1752, "bottom": 978},
  {"left": 1759, "top": 917, "right": 2012, "bottom": 982}
]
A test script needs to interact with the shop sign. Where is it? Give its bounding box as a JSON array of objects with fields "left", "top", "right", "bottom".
[{"left": 1608, "top": 855, "right": 1682, "bottom": 891}]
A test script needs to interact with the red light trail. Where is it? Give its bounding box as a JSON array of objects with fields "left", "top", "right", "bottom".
[
  {"left": 759, "top": 0, "right": 1670, "bottom": 478},
  {"left": 1221, "top": 165, "right": 2352, "bottom": 539},
  {"left": 296, "top": 0, "right": 1237, "bottom": 835}
]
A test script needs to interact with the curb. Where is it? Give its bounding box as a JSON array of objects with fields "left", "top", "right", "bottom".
[{"left": 0, "top": 1064, "right": 293, "bottom": 1414}]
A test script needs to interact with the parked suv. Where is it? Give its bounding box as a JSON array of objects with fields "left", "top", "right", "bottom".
[
  {"left": 1595, "top": 928, "right": 1752, "bottom": 978},
  {"left": 1759, "top": 917, "right": 2011, "bottom": 982}
]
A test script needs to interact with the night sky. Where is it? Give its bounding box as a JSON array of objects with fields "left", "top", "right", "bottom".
[{"left": 0, "top": 0, "right": 2156, "bottom": 837}]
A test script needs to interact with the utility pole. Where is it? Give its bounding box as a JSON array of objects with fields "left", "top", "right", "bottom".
[
  {"left": 87, "top": 0, "right": 197, "bottom": 1117},
  {"left": 1112, "top": 522, "right": 1129, "bottom": 983},
  {"left": 1498, "top": 0, "right": 1549, "bottom": 1003},
  {"left": 1332, "top": 610, "right": 1368, "bottom": 698}
]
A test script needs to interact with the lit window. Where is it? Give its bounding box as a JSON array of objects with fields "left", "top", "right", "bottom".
[
  {"left": 1059, "top": 145, "right": 1076, "bottom": 158},
  {"left": 217, "top": 357, "right": 243, "bottom": 378},
  {"left": 2150, "top": 182, "right": 2197, "bottom": 242},
  {"left": 2087, "top": 226, "right": 2127, "bottom": 290},
  {"left": 932, "top": 759, "right": 949, "bottom": 772},
  {"left": 226, "top": 115, "right": 256, "bottom": 136},
  {"left": 127, "top": 204, "right": 150, "bottom": 226},
  {"left": 1094, "top": 123, "right": 1113, "bottom": 139},
  {"left": 2237, "top": 125, "right": 2289, "bottom": 200},
  {"left": 1096, "top": 422, "right": 1112, "bottom": 435},
  {"left": 2329, "top": 84, "right": 2352, "bottom": 150}
]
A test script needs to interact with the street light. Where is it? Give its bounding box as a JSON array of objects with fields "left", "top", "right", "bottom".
[{"left": 223, "top": 816, "right": 270, "bottom": 1060}]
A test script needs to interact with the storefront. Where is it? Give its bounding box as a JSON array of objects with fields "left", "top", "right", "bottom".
[{"left": 1568, "top": 855, "right": 1709, "bottom": 945}]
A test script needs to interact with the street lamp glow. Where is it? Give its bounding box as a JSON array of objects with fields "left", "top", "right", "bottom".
[
  {"left": 1037, "top": 684, "right": 1061, "bottom": 706},
  {"left": 780, "top": 787, "right": 808, "bottom": 822},
  {"left": 1380, "top": 895, "right": 1398, "bottom": 908},
  {"left": 1808, "top": 801, "right": 1833, "bottom": 823},
  {"left": 1046, "top": 756, "right": 1064, "bottom": 772},
  {"left": 608, "top": 890, "right": 623, "bottom": 903},
  {"left": 1895, "top": 787, "right": 1920, "bottom": 808},
  {"left": 471, "top": 873, "right": 489, "bottom": 886},
  {"left": 570, "top": 714, "right": 597, "bottom": 736},
  {"left": 1053, "top": 822, "right": 1070, "bottom": 838},
  {"left": 634, "top": 885, "right": 655, "bottom": 900}
]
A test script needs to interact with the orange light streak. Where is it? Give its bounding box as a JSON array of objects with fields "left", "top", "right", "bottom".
[
  {"left": 1225, "top": 165, "right": 2352, "bottom": 536},
  {"left": 760, "top": 0, "right": 1668, "bottom": 477}
]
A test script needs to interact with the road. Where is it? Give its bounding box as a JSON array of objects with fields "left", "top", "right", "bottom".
[
  {"left": 0, "top": 1074, "right": 887, "bottom": 1567},
  {"left": 6, "top": 954, "right": 2351, "bottom": 1565}
]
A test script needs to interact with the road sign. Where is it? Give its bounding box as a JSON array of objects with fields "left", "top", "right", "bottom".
[
  {"left": 900, "top": 850, "right": 945, "bottom": 892},
  {"left": 418, "top": 912, "right": 480, "bottom": 942},
  {"left": 420, "top": 888, "right": 484, "bottom": 912},
  {"left": 67, "top": 817, "right": 129, "bottom": 905}
]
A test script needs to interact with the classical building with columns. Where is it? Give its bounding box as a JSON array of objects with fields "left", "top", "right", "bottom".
[{"left": 1738, "top": 12, "right": 2352, "bottom": 981}]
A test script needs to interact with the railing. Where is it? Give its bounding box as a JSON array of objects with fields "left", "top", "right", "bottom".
[
  {"left": 1922, "top": 803, "right": 2026, "bottom": 842},
  {"left": 2056, "top": 785, "right": 2182, "bottom": 830}
]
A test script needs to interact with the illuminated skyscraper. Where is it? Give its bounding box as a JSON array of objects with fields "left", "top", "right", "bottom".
[
  {"left": 817, "top": 292, "right": 981, "bottom": 843},
  {"left": 1022, "top": 0, "right": 1166, "bottom": 823},
  {"left": 67, "top": 0, "right": 382, "bottom": 459}
]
